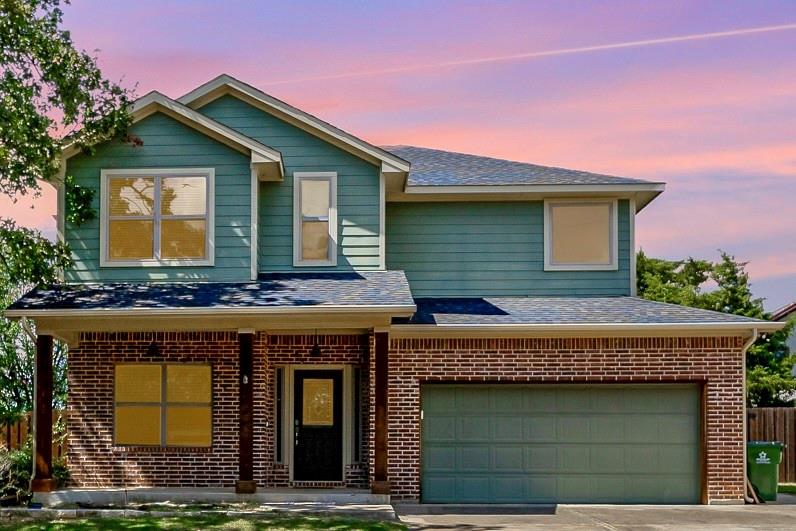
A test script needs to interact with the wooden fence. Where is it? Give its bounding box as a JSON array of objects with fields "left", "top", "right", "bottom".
[
  {"left": 748, "top": 407, "right": 795, "bottom": 483},
  {"left": 0, "top": 412, "right": 66, "bottom": 460}
]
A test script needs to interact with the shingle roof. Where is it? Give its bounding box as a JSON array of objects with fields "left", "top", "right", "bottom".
[
  {"left": 7, "top": 272, "right": 415, "bottom": 312},
  {"left": 398, "top": 297, "right": 774, "bottom": 326},
  {"left": 384, "top": 145, "right": 661, "bottom": 187}
]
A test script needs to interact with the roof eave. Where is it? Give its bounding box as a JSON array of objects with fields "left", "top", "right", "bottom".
[{"left": 391, "top": 321, "right": 784, "bottom": 338}]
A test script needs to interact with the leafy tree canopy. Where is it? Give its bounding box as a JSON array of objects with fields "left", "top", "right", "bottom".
[
  {"left": 637, "top": 250, "right": 795, "bottom": 406},
  {"left": 0, "top": 0, "right": 132, "bottom": 421}
]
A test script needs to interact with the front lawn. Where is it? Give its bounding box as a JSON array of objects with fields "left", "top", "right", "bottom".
[{"left": 0, "top": 513, "right": 405, "bottom": 531}]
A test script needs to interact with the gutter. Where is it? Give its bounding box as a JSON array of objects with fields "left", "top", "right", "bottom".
[
  {"left": 391, "top": 321, "right": 785, "bottom": 336},
  {"left": 742, "top": 328, "right": 758, "bottom": 504}
]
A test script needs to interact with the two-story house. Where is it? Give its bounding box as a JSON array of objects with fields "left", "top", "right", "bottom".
[{"left": 7, "top": 75, "right": 783, "bottom": 505}]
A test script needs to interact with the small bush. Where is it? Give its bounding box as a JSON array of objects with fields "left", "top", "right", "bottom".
[{"left": 0, "top": 443, "right": 68, "bottom": 505}]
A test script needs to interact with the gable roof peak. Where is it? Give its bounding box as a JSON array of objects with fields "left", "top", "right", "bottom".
[{"left": 178, "top": 74, "right": 410, "bottom": 172}]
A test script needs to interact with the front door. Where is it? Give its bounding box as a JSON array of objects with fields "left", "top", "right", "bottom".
[{"left": 293, "top": 369, "right": 343, "bottom": 481}]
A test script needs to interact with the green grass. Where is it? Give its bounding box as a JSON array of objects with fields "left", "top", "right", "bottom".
[
  {"left": 0, "top": 514, "right": 405, "bottom": 531},
  {"left": 779, "top": 484, "right": 796, "bottom": 495}
]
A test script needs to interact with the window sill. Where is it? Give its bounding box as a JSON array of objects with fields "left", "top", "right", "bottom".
[
  {"left": 112, "top": 446, "right": 213, "bottom": 453},
  {"left": 544, "top": 264, "right": 618, "bottom": 272},
  {"left": 100, "top": 258, "right": 214, "bottom": 268}
]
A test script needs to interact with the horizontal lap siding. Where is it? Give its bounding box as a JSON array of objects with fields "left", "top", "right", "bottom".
[
  {"left": 64, "top": 112, "right": 252, "bottom": 282},
  {"left": 386, "top": 201, "right": 631, "bottom": 296},
  {"left": 198, "top": 96, "right": 381, "bottom": 271}
]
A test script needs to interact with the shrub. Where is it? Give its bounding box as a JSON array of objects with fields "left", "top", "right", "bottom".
[{"left": 0, "top": 442, "right": 68, "bottom": 505}]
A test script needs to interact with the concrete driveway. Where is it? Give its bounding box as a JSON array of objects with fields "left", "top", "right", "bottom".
[{"left": 395, "top": 498, "right": 796, "bottom": 530}]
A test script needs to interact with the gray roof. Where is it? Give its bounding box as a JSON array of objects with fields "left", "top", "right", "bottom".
[
  {"left": 7, "top": 272, "right": 415, "bottom": 312},
  {"left": 383, "top": 145, "right": 660, "bottom": 187},
  {"left": 398, "top": 297, "right": 774, "bottom": 326}
]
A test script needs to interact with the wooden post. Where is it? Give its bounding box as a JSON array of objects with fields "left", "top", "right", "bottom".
[
  {"left": 31, "top": 335, "right": 55, "bottom": 492},
  {"left": 236, "top": 331, "right": 256, "bottom": 494},
  {"left": 372, "top": 331, "right": 390, "bottom": 494}
]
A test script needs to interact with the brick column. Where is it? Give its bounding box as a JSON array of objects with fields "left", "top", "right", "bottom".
[
  {"left": 372, "top": 331, "right": 389, "bottom": 494},
  {"left": 236, "top": 331, "right": 256, "bottom": 493},
  {"left": 31, "top": 334, "right": 55, "bottom": 492}
]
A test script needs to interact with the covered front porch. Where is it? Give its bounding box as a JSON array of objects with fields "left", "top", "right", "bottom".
[{"left": 4, "top": 272, "right": 414, "bottom": 498}]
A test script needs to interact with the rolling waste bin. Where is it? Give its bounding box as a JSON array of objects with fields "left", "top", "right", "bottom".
[{"left": 747, "top": 441, "right": 784, "bottom": 502}]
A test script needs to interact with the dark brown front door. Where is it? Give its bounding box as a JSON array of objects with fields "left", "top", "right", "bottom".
[{"left": 293, "top": 369, "right": 343, "bottom": 481}]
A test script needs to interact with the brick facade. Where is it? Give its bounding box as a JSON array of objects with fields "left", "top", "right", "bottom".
[
  {"left": 68, "top": 332, "right": 745, "bottom": 504},
  {"left": 387, "top": 336, "right": 746, "bottom": 504},
  {"left": 67, "top": 332, "right": 369, "bottom": 488}
]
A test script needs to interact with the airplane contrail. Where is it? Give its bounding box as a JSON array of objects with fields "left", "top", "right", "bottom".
[{"left": 264, "top": 23, "right": 796, "bottom": 85}]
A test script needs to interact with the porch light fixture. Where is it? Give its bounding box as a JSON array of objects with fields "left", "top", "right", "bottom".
[
  {"left": 147, "top": 341, "right": 159, "bottom": 356},
  {"left": 310, "top": 330, "right": 321, "bottom": 357}
]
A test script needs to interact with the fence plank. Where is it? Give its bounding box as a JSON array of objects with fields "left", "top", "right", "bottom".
[
  {"left": 0, "top": 412, "right": 65, "bottom": 461},
  {"left": 748, "top": 407, "right": 795, "bottom": 483}
]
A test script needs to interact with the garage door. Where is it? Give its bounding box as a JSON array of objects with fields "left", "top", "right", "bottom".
[{"left": 421, "top": 384, "right": 701, "bottom": 504}]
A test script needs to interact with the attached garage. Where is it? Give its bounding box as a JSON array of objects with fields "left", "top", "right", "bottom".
[{"left": 421, "top": 384, "right": 702, "bottom": 504}]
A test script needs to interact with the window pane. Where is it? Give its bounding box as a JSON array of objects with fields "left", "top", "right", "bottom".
[
  {"left": 551, "top": 203, "right": 612, "bottom": 264},
  {"left": 115, "top": 365, "right": 161, "bottom": 403},
  {"left": 167, "top": 365, "right": 211, "bottom": 403},
  {"left": 166, "top": 406, "right": 212, "bottom": 446},
  {"left": 300, "top": 179, "right": 329, "bottom": 217},
  {"left": 109, "top": 220, "right": 154, "bottom": 260},
  {"left": 301, "top": 220, "right": 329, "bottom": 260},
  {"left": 109, "top": 177, "right": 154, "bottom": 216},
  {"left": 161, "top": 177, "right": 207, "bottom": 216},
  {"left": 160, "top": 219, "right": 206, "bottom": 259},
  {"left": 302, "top": 378, "right": 334, "bottom": 426},
  {"left": 115, "top": 406, "right": 161, "bottom": 445}
]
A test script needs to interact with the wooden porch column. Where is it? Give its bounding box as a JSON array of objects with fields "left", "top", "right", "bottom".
[
  {"left": 372, "top": 331, "right": 390, "bottom": 494},
  {"left": 31, "top": 334, "right": 55, "bottom": 493},
  {"left": 236, "top": 331, "right": 256, "bottom": 493}
]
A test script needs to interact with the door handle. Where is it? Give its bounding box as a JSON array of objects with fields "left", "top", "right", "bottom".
[{"left": 295, "top": 425, "right": 300, "bottom": 447}]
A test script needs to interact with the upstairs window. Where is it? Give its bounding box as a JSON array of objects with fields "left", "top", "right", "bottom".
[
  {"left": 544, "top": 199, "right": 618, "bottom": 271},
  {"left": 100, "top": 169, "right": 214, "bottom": 267},
  {"left": 293, "top": 172, "right": 337, "bottom": 266}
]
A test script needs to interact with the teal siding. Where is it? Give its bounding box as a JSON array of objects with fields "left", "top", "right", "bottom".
[
  {"left": 197, "top": 95, "right": 381, "bottom": 271},
  {"left": 64, "top": 112, "right": 253, "bottom": 282},
  {"left": 386, "top": 200, "right": 632, "bottom": 296}
]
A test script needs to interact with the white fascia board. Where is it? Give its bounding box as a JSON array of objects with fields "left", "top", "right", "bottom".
[
  {"left": 391, "top": 321, "right": 785, "bottom": 337},
  {"left": 61, "top": 92, "right": 283, "bottom": 169},
  {"left": 404, "top": 183, "right": 666, "bottom": 195},
  {"left": 178, "top": 75, "right": 410, "bottom": 172},
  {"left": 4, "top": 304, "right": 417, "bottom": 319}
]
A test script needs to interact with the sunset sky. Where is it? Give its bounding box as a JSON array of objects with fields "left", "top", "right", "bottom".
[{"left": 4, "top": 1, "right": 795, "bottom": 310}]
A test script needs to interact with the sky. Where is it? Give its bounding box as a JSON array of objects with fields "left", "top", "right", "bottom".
[{"left": 3, "top": 0, "right": 795, "bottom": 311}]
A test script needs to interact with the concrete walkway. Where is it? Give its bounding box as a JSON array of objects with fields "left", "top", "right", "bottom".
[{"left": 395, "top": 502, "right": 796, "bottom": 530}]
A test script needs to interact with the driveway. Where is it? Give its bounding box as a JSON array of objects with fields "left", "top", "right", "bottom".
[{"left": 395, "top": 497, "right": 796, "bottom": 530}]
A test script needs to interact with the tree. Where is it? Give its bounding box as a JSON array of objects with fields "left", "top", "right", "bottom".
[
  {"left": 637, "top": 250, "right": 796, "bottom": 406},
  {"left": 0, "top": 0, "right": 133, "bottom": 420}
]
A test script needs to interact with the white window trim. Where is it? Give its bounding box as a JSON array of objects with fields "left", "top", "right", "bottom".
[
  {"left": 543, "top": 198, "right": 618, "bottom": 271},
  {"left": 100, "top": 168, "right": 215, "bottom": 267},
  {"left": 293, "top": 171, "right": 338, "bottom": 267}
]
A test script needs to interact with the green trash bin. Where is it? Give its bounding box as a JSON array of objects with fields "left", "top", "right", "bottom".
[{"left": 747, "top": 441, "right": 784, "bottom": 502}]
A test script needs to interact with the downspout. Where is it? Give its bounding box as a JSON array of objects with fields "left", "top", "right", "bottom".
[{"left": 742, "top": 328, "right": 758, "bottom": 504}]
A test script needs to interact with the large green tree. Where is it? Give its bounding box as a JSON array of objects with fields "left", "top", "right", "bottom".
[
  {"left": 0, "top": 0, "right": 132, "bottom": 421},
  {"left": 637, "top": 250, "right": 795, "bottom": 406}
]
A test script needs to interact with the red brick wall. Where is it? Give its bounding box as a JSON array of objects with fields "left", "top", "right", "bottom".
[
  {"left": 67, "top": 332, "right": 369, "bottom": 488},
  {"left": 386, "top": 336, "right": 746, "bottom": 504}
]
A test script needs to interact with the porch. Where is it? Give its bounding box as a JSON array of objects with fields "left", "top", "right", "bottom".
[{"left": 34, "top": 487, "right": 389, "bottom": 507}]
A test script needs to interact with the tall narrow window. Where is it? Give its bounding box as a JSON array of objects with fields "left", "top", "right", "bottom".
[
  {"left": 275, "top": 367, "right": 284, "bottom": 463},
  {"left": 544, "top": 199, "right": 618, "bottom": 271},
  {"left": 101, "top": 168, "right": 214, "bottom": 266},
  {"left": 114, "top": 364, "right": 212, "bottom": 447},
  {"left": 293, "top": 172, "right": 337, "bottom": 266}
]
